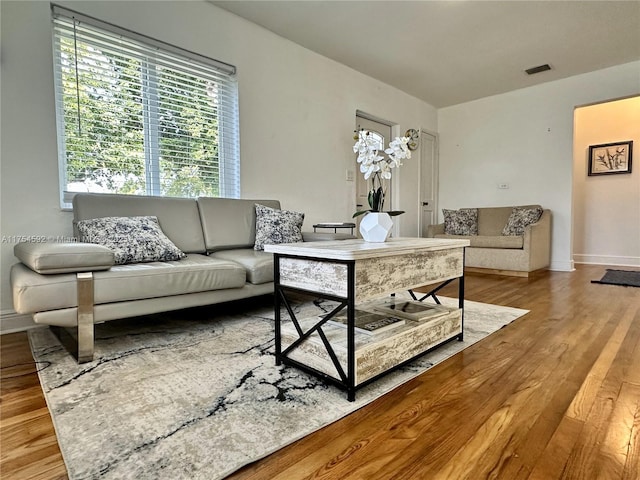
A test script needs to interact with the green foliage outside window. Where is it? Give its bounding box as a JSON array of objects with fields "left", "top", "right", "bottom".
[{"left": 59, "top": 37, "right": 221, "bottom": 198}]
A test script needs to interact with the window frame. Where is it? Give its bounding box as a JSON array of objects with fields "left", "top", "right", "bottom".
[{"left": 51, "top": 5, "right": 240, "bottom": 209}]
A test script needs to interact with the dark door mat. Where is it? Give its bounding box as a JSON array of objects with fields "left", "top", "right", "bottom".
[{"left": 591, "top": 269, "right": 640, "bottom": 287}]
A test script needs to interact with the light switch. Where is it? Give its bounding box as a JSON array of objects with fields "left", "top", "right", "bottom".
[{"left": 346, "top": 169, "right": 355, "bottom": 182}]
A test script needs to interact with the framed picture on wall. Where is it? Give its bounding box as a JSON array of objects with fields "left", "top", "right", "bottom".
[{"left": 588, "top": 140, "right": 633, "bottom": 176}]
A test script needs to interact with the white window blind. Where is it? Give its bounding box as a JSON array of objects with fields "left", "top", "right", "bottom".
[{"left": 52, "top": 5, "right": 240, "bottom": 207}]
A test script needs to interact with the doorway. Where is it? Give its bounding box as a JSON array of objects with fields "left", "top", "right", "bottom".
[
  {"left": 572, "top": 96, "right": 640, "bottom": 266},
  {"left": 354, "top": 115, "right": 393, "bottom": 215}
]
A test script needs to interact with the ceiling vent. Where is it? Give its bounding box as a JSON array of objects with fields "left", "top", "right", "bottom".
[{"left": 525, "top": 64, "right": 552, "bottom": 75}]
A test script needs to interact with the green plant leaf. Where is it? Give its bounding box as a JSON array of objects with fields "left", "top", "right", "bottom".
[
  {"left": 387, "top": 210, "right": 405, "bottom": 217},
  {"left": 371, "top": 186, "right": 384, "bottom": 211},
  {"left": 352, "top": 209, "right": 404, "bottom": 218},
  {"left": 352, "top": 210, "right": 371, "bottom": 218},
  {"left": 367, "top": 190, "right": 374, "bottom": 210}
]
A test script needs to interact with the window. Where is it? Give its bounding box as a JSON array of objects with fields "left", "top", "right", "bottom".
[{"left": 52, "top": 6, "right": 240, "bottom": 208}]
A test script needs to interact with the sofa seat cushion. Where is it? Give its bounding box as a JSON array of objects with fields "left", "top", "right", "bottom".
[
  {"left": 434, "top": 234, "right": 524, "bottom": 249},
  {"left": 210, "top": 249, "right": 274, "bottom": 285},
  {"left": 11, "top": 254, "right": 246, "bottom": 314}
]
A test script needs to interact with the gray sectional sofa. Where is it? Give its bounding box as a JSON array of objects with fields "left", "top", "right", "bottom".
[
  {"left": 427, "top": 205, "right": 551, "bottom": 277},
  {"left": 10, "top": 193, "right": 344, "bottom": 363}
]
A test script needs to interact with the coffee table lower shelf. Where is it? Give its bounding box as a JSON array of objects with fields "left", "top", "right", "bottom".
[{"left": 279, "top": 308, "right": 462, "bottom": 390}]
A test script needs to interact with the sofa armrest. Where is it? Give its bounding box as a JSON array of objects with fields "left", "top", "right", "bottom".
[
  {"left": 302, "top": 231, "right": 355, "bottom": 242},
  {"left": 426, "top": 223, "right": 445, "bottom": 238},
  {"left": 522, "top": 210, "right": 551, "bottom": 270},
  {"left": 14, "top": 242, "right": 115, "bottom": 274}
]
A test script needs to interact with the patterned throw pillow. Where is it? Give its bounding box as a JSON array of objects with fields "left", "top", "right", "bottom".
[
  {"left": 76, "top": 216, "right": 186, "bottom": 265},
  {"left": 502, "top": 207, "right": 543, "bottom": 236},
  {"left": 443, "top": 208, "right": 478, "bottom": 235},
  {"left": 254, "top": 204, "right": 304, "bottom": 251}
]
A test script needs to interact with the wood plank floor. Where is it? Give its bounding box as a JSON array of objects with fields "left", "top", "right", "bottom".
[{"left": 1, "top": 264, "right": 639, "bottom": 479}]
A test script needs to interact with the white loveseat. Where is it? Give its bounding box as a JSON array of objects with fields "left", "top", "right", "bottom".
[{"left": 426, "top": 205, "right": 551, "bottom": 277}]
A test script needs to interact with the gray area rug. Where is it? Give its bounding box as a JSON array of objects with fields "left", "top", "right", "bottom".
[
  {"left": 591, "top": 269, "right": 640, "bottom": 287},
  {"left": 29, "top": 296, "right": 528, "bottom": 480}
]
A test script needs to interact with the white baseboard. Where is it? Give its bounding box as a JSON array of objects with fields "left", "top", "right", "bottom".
[
  {"left": 573, "top": 254, "right": 640, "bottom": 267},
  {"left": 0, "top": 309, "right": 41, "bottom": 335},
  {"left": 550, "top": 260, "right": 575, "bottom": 272}
]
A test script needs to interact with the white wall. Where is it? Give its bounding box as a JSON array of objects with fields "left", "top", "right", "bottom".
[
  {"left": 438, "top": 62, "right": 640, "bottom": 271},
  {"left": 0, "top": 1, "right": 436, "bottom": 329},
  {"left": 573, "top": 97, "right": 640, "bottom": 266}
]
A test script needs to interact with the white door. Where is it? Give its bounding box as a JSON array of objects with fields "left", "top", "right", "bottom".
[
  {"left": 354, "top": 116, "right": 393, "bottom": 214},
  {"left": 419, "top": 131, "right": 438, "bottom": 237}
]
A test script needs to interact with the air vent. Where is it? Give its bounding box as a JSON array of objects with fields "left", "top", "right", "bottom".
[{"left": 525, "top": 64, "right": 552, "bottom": 75}]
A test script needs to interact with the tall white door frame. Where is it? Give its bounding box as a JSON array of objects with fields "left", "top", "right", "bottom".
[
  {"left": 419, "top": 130, "right": 439, "bottom": 237},
  {"left": 354, "top": 114, "right": 395, "bottom": 236}
]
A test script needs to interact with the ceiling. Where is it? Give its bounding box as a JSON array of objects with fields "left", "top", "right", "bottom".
[{"left": 210, "top": 1, "right": 640, "bottom": 108}]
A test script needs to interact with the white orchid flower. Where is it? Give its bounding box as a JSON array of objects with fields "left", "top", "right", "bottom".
[
  {"left": 361, "top": 161, "right": 380, "bottom": 180},
  {"left": 379, "top": 163, "right": 392, "bottom": 179},
  {"left": 354, "top": 144, "right": 369, "bottom": 156},
  {"left": 358, "top": 152, "right": 383, "bottom": 166},
  {"left": 386, "top": 137, "right": 411, "bottom": 160},
  {"left": 388, "top": 157, "right": 403, "bottom": 169},
  {"left": 353, "top": 130, "right": 411, "bottom": 212},
  {"left": 398, "top": 137, "right": 411, "bottom": 159}
]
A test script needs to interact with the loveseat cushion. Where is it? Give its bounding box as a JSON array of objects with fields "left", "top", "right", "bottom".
[
  {"left": 76, "top": 216, "right": 187, "bottom": 265},
  {"left": 11, "top": 254, "right": 246, "bottom": 314},
  {"left": 210, "top": 249, "right": 273, "bottom": 285},
  {"left": 502, "top": 206, "right": 544, "bottom": 236},
  {"left": 443, "top": 208, "right": 478, "bottom": 235},
  {"left": 14, "top": 242, "right": 115, "bottom": 274},
  {"left": 434, "top": 234, "right": 524, "bottom": 249}
]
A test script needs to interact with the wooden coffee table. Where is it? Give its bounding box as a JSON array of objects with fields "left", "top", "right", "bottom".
[{"left": 265, "top": 237, "right": 469, "bottom": 401}]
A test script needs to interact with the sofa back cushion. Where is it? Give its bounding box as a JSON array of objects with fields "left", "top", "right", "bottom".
[
  {"left": 476, "top": 207, "right": 514, "bottom": 236},
  {"left": 476, "top": 205, "right": 542, "bottom": 236},
  {"left": 197, "top": 198, "right": 281, "bottom": 252},
  {"left": 73, "top": 193, "right": 206, "bottom": 254}
]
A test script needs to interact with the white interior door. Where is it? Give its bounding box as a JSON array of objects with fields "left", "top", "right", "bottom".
[
  {"left": 355, "top": 116, "right": 393, "bottom": 214},
  {"left": 419, "top": 131, "right": 438, "bottom": 237}
]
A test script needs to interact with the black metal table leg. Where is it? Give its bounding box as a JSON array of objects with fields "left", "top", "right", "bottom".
[
  {"left": 346, "top": 262, "right": 356, "bottom": 402},
  {"left": 458, "top": 264, "right": 465, "bottom": 341},
  {"left": 274, "top": 255, "right": 282, "bottom": 365}
]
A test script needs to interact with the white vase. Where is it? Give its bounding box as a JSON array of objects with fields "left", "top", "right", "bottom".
[{"left": 359, "top": 212, "right": 393, "bottom": 242}]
